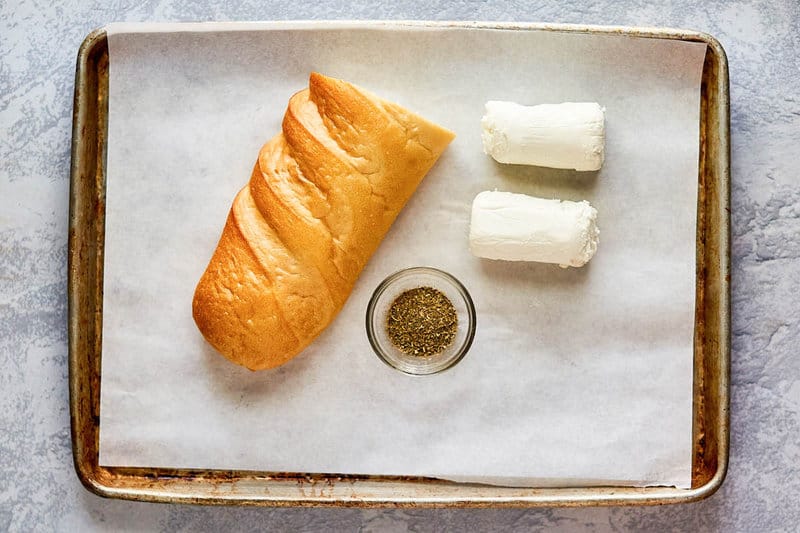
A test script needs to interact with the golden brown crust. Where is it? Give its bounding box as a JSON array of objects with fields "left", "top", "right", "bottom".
[{"left": 192, "top": 73, "right": 455, "bottom": 370}]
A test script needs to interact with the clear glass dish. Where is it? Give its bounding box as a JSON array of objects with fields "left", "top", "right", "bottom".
[{"left": 365, "top": 267, "right": 476, "bottom": 375}]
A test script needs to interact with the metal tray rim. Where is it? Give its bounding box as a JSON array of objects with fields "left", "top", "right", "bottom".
[{"left": 68, "top": 20, "right": 730, "bottom": 507}]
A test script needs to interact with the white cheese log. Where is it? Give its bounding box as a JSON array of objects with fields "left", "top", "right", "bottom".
[
  {"left": 481, "top": 101, "right": 605, "bottom": 171},
  {"left": 469, "top": 191, "right": 599, "bottom": 268}
]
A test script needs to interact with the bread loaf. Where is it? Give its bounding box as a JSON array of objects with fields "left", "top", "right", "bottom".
[{"left": 192, "top": 73, "right": 455, "bottom": 370}]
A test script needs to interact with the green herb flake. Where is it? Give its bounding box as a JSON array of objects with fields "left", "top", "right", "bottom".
[{"left": 385, "top": 286, "right": 457, "bottom": 357}]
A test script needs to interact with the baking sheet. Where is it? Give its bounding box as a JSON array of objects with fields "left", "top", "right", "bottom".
[{"left": 99, "top": 22, "right": 705, "bottom": 488}]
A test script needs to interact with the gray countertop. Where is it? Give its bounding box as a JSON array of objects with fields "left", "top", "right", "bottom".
[{"left": 2, "top": 0, "right": 798, "bottom": 531}]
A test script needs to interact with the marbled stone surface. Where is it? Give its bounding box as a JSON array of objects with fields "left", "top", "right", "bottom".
[{"left": 1, "top": 0, "right": 798, "bottom": 531}]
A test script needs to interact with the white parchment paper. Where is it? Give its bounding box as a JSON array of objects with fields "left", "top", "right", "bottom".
[{"left": 99, "top": 22, "right": 706, "bottom": 488}]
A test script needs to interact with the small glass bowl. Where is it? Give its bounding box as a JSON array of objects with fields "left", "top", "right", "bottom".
[{"left": 366, "top": 267, "right": 476, "bottom": 375}]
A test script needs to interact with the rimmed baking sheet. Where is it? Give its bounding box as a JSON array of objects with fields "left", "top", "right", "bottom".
[{"left": 69, "top": 21, "right": 730, "bottom": 506}]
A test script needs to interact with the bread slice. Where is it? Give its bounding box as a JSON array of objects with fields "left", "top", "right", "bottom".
[{"left": 192, "top": 73, "right": 455, "bottom": 370}]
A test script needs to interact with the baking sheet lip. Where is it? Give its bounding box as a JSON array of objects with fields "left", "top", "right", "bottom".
[
  {"left": 68, "top": 25, "right": 99, "bottom": 498},
  {"left": 69, "top": 24, "right": 730, "bottom": 507},
  {"left": 719, "top": 29, "right": 732, "bottom": 497},
  {"left": 72, "top": 476, "right": 724, "bottom": 508},
  {"left": 701, "top": 28, "right": 731, "bottom": 500},
  {"left": 102, "top": 19, "right": 713, "bottom": 42}
]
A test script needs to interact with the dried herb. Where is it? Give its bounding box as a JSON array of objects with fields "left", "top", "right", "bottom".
[{"left": 386, "top": 286, "right": 457, "bottom": 357}]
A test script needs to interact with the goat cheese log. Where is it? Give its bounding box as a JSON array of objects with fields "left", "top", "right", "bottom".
[
  {"left": 469, "top": 191, "right": 599, "bottom": 268},
  {"left": 192, "top": 73, "right": 455, "bottom": 371},
  {"left": 481, "top": 101, "right": 605, "bottom": 171}
]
